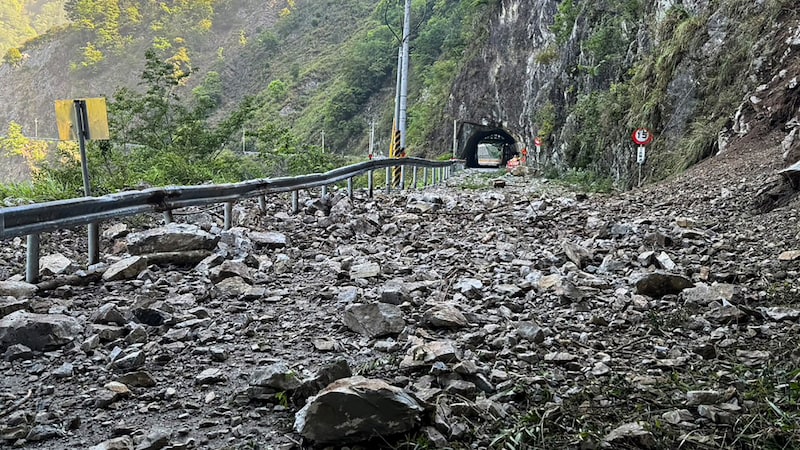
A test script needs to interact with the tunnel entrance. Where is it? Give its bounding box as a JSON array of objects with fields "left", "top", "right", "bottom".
[{"left": 463, "top": 127, "right": 518, "bottom": 169}]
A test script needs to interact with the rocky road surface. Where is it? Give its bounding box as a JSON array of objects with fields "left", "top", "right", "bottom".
[{"left": 1, "top": 141, "right": 799, "bottom": 450}]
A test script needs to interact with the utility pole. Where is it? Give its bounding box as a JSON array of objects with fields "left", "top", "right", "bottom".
[
  {"left": 242, "top": 127, "right": 245, "bottom": 153},
  {"left": 369, "top": 119, "right": 375, "bottom": 158},
  {"left": 321, "top": 130, "right": 325, "bottom": 153},
  {"left": 34, "top": 118, "right": 38, "bottom": 139},
  {"left": 398, "top": 0, "right": 411, "bottom": 150},
  {"left": 452, "top": 119, "right": 457, "bottom": 155}
]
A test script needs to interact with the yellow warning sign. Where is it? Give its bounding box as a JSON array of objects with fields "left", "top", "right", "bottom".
[{"left": 55, "top": 98, "right": 110, "bottom": 141}]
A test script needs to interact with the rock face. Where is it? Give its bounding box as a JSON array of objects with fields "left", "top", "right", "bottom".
[
  {"left": 294, "top": 377, "right": 423, "bottom": 443},
  {"left": 0, "top": 311, "right": 81, "bottom": 351}
]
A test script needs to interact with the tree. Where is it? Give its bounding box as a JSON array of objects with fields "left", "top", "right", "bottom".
[
  {"left": 1, "top": 122, "right": 48, "bottom": 174},
  {"left": 4, "top": 47, "right": 24, "bottom": 66}
]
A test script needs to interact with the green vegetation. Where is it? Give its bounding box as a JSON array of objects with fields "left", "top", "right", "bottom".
[{"left": 1, "top": 43, "right": 343, "bottom": 203}]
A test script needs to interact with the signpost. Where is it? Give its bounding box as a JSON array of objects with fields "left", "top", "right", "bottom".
[
  {"left": 631, "top": 128, "right": 654, "bottom": 187},
  {"left": 55, "top": 98, "right": 110, "bottom": 266}
]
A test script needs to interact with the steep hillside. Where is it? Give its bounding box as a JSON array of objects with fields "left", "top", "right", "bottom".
[
  {"left": 0, "top": 0, "right": 67, "bottom": 58},
  {"left": 0, "top": 0, "right": 286, "bottom": 140}
]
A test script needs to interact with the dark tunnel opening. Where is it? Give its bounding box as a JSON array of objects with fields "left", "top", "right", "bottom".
[{"left": 464, "top": 129, "right": 518, "bottom": 169}]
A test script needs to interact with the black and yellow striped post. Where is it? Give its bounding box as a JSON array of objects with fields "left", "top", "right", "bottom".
[{"left": 391, "top": 129, "right": 403, "bottom": 188}]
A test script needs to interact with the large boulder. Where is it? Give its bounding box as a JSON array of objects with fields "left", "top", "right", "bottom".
[
  {"left": 0, "top": 311, "right": 81, "bottom": 351},
  {"left": 294, "top": 376, "right": 423, "bottom": 444},
  {"left": 126, "top": 223, "right": 219, "bottom": 255}
]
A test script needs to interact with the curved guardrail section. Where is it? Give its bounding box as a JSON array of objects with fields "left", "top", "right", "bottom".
[{"left": 0, "top": 157, "right": 459, "bottom": 282}]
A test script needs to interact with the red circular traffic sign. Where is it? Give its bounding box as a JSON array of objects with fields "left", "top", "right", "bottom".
[
  {"left": 632, "top": 128, "right": 654, "bottom": 146},
  {"left": 534, "top": 137, "right": 542, "bottom": 147}
]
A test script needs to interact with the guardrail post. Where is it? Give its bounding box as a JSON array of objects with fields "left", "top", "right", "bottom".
[
  {"left": 26, "top": 234, "right": 39, "bottom": 284},
  {"left": 258, "top": 195, "right": 267, "bottom": 213},
  {"left": 163, "top": 210, "right": 174, "bottom": 224},
  {"left": 368, "top": 170, "right": 374, "bottom": 198},
  {"left": 88, "top": 223, "right": 99, "bottom": 265},
  {"left": 385, "top": 167, "right": 391, "bottom": 194},
  {"left": 322, "top": 185, "right": 328, "bottom": 198},
  {"left": 291, "top": 191, "right": 300, "bottom": 214},
  {"left": 347, "top": 177, "right": 354, "bottom": 200},
  {"left": 400, "top": 166, "right": 406, "bottom": 190},
  {"left": 412, "top": 166, "right": 418, "bottom": 189},
  {"left": 224, "top": 202, "right": 233, "bottom": 230},
  {"left": 423, "top": 167, "right": 428, "bottom": 188}
]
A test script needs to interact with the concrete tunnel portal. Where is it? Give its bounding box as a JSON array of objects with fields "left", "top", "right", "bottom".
[{"left": 459, "top": 124, "right": 519, "bottom": 169}]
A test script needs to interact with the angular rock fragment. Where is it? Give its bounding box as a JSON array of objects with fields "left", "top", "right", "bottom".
[
  {"left": 342, "top": 303, "right": 405, "bottom": 338},
  {"left": 0, "top": 311, "right": 81, "bottom": 351},
  {"left": 0, "top": 296, "right": 29, "bottom": 318},
  {"left": 39, "top": 253, "right": 74, "bottom": 276},
  {"left": 103, "top": 256, "right": 147, "bottom": 282},
  {"left": 603, "top": 422, "right": 656, "bottom": 449},
  {"left": 633, "top": 271, "right": 694, "bottom": 297},
  {"left": 422, "top": 303, "right": 469, "bottom": 329},
  {"left": 0, "top": 281, "right": 37, "bottom": 299}
]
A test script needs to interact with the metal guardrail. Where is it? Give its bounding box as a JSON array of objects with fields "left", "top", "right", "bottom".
[{"left": 0, "top": 157, "right": 459, "bottom": 283}]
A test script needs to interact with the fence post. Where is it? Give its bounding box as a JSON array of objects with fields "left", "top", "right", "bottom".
[
  {"left": 412, "top": 166, "right": 418, "bottom": 189},
  {"left": 291, "top": 191, "right": 300, "bottom": 214},
  {"left": 368, "top": 170, "right": 374, "bottom": 198},
  {"left": 258, "top": 195, "right": 267, "bottom": 213},
  {"left": 347, "top": 177, "right": 354, "bottom": 200},
  {"left": 224, "top": 202, "right": 233, "bottom": 230},
  {"left": 88, "top": 223, "right": 99, "bottom": 265},
  {"left": 423, "top": 167, "right": 428, "bottom": 187},
  {"left": 400, "top": 166, "right": 406, "bottom": 190},
  {"left": 26, "top": 234, "right": 39, "bottom": 284}
]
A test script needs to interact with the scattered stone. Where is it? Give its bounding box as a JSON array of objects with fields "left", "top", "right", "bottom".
[
  {"left": 249, "top": 231, "right": 288, "bottom": 248},
  {"left": 196, "top": 368, "right": 227, "bottom": 385},
  {"left": 39, "top": 253, "right": 74, "bottom": 276},
  {"left": 0, "top": 281, "right": 37, "bottom": 299},
  {"left": 633, "top": 272, "right": 694, "bottom": 297},
  {"left": 103, "top": 256, "right": 148, "bottom": 282},
  {"left": 778, "top": 250, "right": 800, "bottom": 261},
  {"left": 90, "top": 302, "right": 127, "bottom": 325},
  {"left": 249, "top": 362, "right": 302, "bottom": 395},
  {"left": 349, "top": 262, "right": 381, "bottom": 279},
  {"left": 88, "top": 436, "right": 134, "bottom": 450},
  {"left": 517, "top": 321, "right": 545, "bottom": 344},
  {"left": 342, "top": 303, "right": 405, "bottom": 338},
  {"left": 0, "top": 296, "right": 29, "bottom": 318},
  {"left": 422, "top": 303, "right": 469, "bottom": 329},
  {"left": 400, "top": 340, "right": 460, "bottom": 369},
  {"left": 603, "top": 422, "right": 656, "bottom": 449},
  {"left": 134, "top": 427, "right": 171, "bottom": 450}
]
